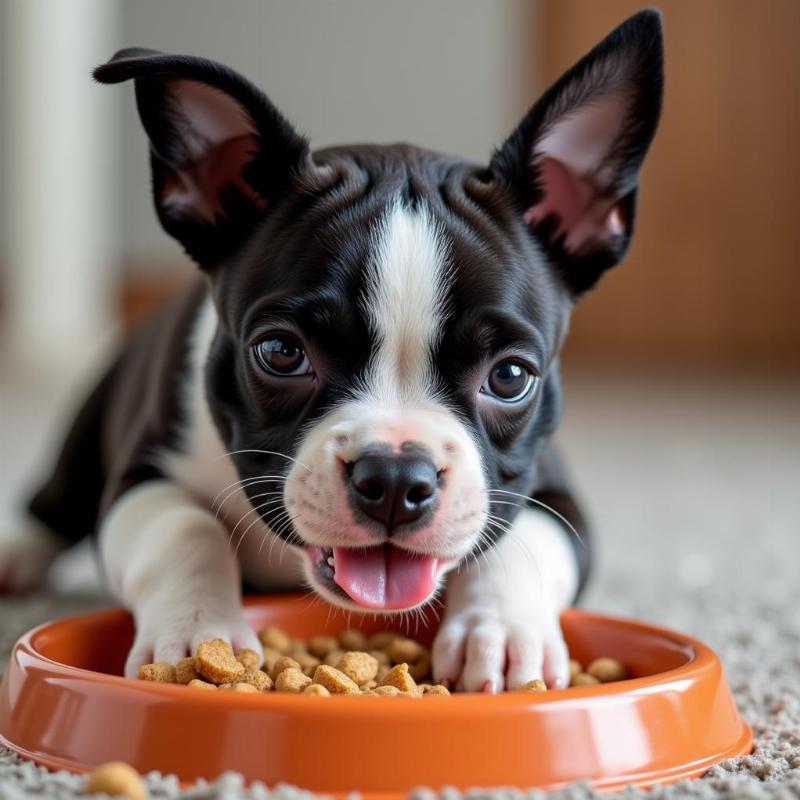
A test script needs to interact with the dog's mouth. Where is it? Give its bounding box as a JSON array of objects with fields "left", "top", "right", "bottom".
[{"left": 305, "top": 543, "right": 451, "bottom": 610}]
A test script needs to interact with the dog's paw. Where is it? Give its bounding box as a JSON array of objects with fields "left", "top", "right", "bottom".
[
  {"left": 0, "top": 521, "right": 65, "bottom": 594},
  {"left": 432, "top": 602, "right": 569, "bottom": 693},
  {"left": 125, "top": 605, "right": 262, "bottom": 678}
]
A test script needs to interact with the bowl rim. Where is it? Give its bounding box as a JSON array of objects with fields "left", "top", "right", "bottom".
[
  {"left": 1, "top": 598, "right": 753, "bottom": 794},
  {"left": 19, "top": 601, "right": 710, "bottom": 708}
]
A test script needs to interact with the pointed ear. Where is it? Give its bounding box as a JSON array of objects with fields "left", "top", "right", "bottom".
[
  {"left": 491, "top": 10, "right": 664, "bottom": 295},
  {"left": 94, "top": 49, "right": 309, "bottom": 268}
]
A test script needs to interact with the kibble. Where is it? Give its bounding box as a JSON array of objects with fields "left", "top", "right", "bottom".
[
  {"left": 304, "top": 683, "right": 331, "bottom": 696},
  {"left": 238, "top": 668, "right": 273, "bottom": 691},
  {"left": 387, "top": 637, "right": 427, "bottom": 664},
  {"left": 259, "top": 625, "right": 292, "bottom": 653},
  {"left": 587, "top": 657, "right": 627, "bottom": 683},
  {"left": 228, "top": 682, "right": 259, "bottom": 693},
  {"left": 136, "top": 625, "right": 629, "bottom": 698},
  {"left": 175, "top": 657, "right": 199, "bottom": 685},
  {"left": 187, "top": 678, "right": 217, "bottom": 691},
  {"left": 289, "top": 649, "right": 321, "bottom": 676},
  {"left": 323, "top": 648, "right": 346, "bottom": 667},
  {"left": 308, "top": 635, "right": 340, "bottom": 658},
  {"left": 371, "top": 685, "right": 403, "bottom": 696},
  {"left": 275, "top": 667, "right": 312, "bottom": 693},
  {"left": 517, "top": 679, "right": 547, "bottom": 693},
  {"left": 370, "top": 649, "right": 391, "bottom": 666},
  {"left": 368, "top": 630, "right": 402, "bottom": 649},
  {"left": 336, "top": 651, "right": 379, "bottom": 685},
  {"left": 312, "top": 664, "right": 360, "bottom": 694},
  {"left": 380, "top": 662, "right": 417, "bottom": 694},
  {"left": 195, "top": 639, "right": 245, "bottom": 684},
  {"left": 339, "top": 628, "right": 368, "bottom": 650},
  {"left": 421, "top": 684, "right": 450, "bottom": 696},
  {"left": 271, "top": 655, "right": 302, "bottom": 681},
  {"left": 85, "top": 762, "right": 146, "bottom": 800},
  {"left": 137, "top": 662, "right": 176, "bottom": 683},
  {"left": 261, "top": 646, "right": 283, "bottom": 673},
  {"left": 236, "top": 649, "right": 261, "bottom": 669}
]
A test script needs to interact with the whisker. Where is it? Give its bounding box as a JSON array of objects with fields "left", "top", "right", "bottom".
[
  {"left": 213, "top": 475, "right": 289, "bottom": 519},
  {"left": 240, "top": 508, "right": 295, "bottom": 560},
  {"left": 211, "top": 473, "right": 288, "bottom": 512},
  {"left": 217, "top": 449, "right": 313, "bottom": 473},
  {"left": 229, "top": 497, "right": 287, "bottom": 547},
  {"left": 488, "top": 490, "right": 584, "bottom": 547},
  {"left": 256, "top": 509, "right": 305, "bottom": 557}
]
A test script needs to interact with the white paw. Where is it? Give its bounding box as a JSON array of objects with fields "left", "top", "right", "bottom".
[
  {"left": 125, "top": 603, "right": 262, "bottom": 678},
  {"left": 432, "top": 602, "right": 569, "bottom": 692},
  {"left": 431, "top": 509, "right": 578, "bottom": 693},
  {"left": 0, "top": 521, "right": 65, "bottom": 594}
]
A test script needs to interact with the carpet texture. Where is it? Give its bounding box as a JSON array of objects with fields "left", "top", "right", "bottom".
[{"left": 1, "top": 370, "right": 797, "bottom": 799}]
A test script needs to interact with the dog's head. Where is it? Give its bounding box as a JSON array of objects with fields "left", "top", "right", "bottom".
[{"left": 96, "top": 11, "right": 662, "bottom": 612}]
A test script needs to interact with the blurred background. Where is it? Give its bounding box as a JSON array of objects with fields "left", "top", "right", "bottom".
[{"left": 0, "top": 0, "right": 797, "bottom": 606}]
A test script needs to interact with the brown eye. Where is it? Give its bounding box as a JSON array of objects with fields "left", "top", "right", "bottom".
[
  {"left": 482, "top": 361, "right": 535, "bottom": 402},
  {"left": 253, "top": 334, "right": 311, "bottom": 376}
]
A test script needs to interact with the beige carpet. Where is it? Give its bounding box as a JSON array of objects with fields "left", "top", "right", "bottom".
[{"left": 1, "top": 368, "right": 798, "bottom": 798}]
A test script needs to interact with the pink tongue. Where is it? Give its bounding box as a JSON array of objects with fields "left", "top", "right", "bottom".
[{"left": 332, "top": 545, "right": 438, "bottom": 609}]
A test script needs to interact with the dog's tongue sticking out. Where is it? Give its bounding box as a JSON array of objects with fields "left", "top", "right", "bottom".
[{"left": 332, "top": 545, "right": 438, "bottom": 609}]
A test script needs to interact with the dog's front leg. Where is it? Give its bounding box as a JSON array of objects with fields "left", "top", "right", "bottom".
[
  {"left": 100, "top": 480, "right": 261, "bottom": 678},
  {"left": 432, "top": 509, "right": 578, "bottom": 692}
]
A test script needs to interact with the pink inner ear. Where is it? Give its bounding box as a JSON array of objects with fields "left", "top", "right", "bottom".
[
  {"left": 161, "top": 134, "right": 266, "bottom": 222},
  {"left": 523, "top": 88, "right": 629, "bottom": 255},
  {"left": 523, "top": 157, "right": 624, "bottom": 256},
  {"left": 158, "top": 80, "right": 265, "bottom": 223}
]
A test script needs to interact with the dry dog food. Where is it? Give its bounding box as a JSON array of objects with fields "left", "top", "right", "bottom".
[
  {"left": 137, "top": 662, "right": 176, "bottom": 683},
  {"left": 517, "top": 678, "right": 548, "bottom": 693},
  {"left": 195, "top": 638, "right": 245, "bottom": 684},
  {"left": 137, "top": 627, "right": 629, "bottom": 695},
  {"left": 569, "top": 656, "right": 627, "bottom": 687},
  {"left": 85, "top": 761, "right": 146, "bottom": 800}
]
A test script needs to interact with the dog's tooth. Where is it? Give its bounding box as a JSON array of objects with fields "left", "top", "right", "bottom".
[{"left": 327, "top": 556, "right": 335, "bottom": 568}]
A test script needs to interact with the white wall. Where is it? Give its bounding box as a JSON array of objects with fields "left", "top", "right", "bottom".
[
  {"left": 0, "top": 1, "right": 538, "bottom": 280},
  {"left": 117, "top": 0, "right": 537, "bottom": 274},
  {"left": 1, "top": 0, "right": 121, "bottom": 373}
]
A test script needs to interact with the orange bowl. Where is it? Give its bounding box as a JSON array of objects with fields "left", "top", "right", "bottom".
[{"left": 0, "top": 595, "right": 750, "bottom": 795}]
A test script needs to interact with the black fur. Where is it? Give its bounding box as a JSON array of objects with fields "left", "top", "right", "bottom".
[
  {"left": 491, "top": 9, "right": 664, "bottom": 295},
  {"left": 28, "top": 12, "right": 665, "bottom": 602}
]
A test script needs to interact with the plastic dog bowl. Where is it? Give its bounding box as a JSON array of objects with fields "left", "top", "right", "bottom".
[{"left": 0, "top": 595, "right": 751, "bottom": 795}]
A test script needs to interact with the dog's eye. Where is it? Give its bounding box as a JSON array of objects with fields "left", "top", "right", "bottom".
[
  {"left": 253, "top": 334, "right": 312, "bottom": 377},
  {"left": 482, "top": 361, "right": 536, "bottom": 402}
]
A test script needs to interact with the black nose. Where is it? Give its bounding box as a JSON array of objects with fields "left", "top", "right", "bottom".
[{"left": 349, "top": 453, "right": 438, "bottom": 531}]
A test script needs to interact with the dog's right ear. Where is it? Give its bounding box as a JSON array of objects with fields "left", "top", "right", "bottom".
[{"left": 94, "top": 49, "right": 309, "bottom": 268}]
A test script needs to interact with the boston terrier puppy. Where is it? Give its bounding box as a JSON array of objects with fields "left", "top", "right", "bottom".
[{"left": 2, "top": 11, "right": 662, "bottom": 691}]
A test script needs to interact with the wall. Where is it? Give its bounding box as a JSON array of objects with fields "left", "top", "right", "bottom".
[
  {"left": 539, "top": 0, "right": 800, "bottom": 369},
  {"left": 118, "top": 0, "right": 537, "bottom": 274}
]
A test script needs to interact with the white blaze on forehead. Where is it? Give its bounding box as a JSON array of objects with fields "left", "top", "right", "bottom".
[{"left": 360, "top": 203, "right": 451, "bottom": 403}]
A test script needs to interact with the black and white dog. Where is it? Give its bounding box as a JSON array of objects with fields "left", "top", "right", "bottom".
[{"left": 2, "top": 11, "right": 662, "bottom": 692}]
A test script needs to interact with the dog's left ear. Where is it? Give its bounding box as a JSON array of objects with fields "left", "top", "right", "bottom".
[
  {"left": 94, "top": 49, "right": 309, "bottom": 268},
  {"left": 491, "top": 10, "right": 664, "bottom": 295}
]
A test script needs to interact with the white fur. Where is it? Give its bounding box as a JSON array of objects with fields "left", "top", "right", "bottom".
[
  {"left": 157, "top": 297, "right": 305, "bottom": 590},
  {"left": 432, "top": 507, "right": 578, "bottom": 691},
  {"left": 360, "top": 201, "right": 451, "bottom": 404},
  {"left": 283, "top": 204, "right": 488, "bottom": 609},
  {"left": 100, "top": 479, "right": 261, "bottom": 677}
]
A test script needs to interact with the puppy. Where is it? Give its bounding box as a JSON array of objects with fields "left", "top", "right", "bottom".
[{"left": 1, "top": 11, "right": 662, "bottom": 691}]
